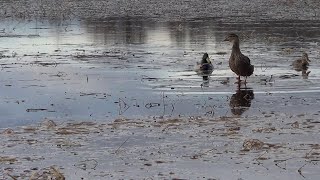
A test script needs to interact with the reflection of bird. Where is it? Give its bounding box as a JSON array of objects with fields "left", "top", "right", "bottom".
[
  {"left": 302, "top": 70, "right": 311, "bottom": 79},
  {"left": 224, "top": 34, "right": 254, "bottom": 84},
  {"left": 292, "top": 52, "right": 310, "bottom": 71},
  {"left": 195, "top": 53, "right": 213, "bottom": 75},
  {"left": 201, "top": 76, "right": 210, "bottom": 87},
  {"left": 229, "top": 88, "right": 254, "bottom": 116}
]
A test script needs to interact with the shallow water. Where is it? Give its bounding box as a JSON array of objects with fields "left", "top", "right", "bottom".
[
  {"left": 1, "top": 18, "right": 320, "bottom": 127},
  {"left": 1, "top": 16, "right": 320, "bottom": 179}
]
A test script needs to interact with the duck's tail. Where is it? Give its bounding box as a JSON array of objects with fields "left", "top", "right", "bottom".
[{"left": 248, "top": 65, "right": 254, "bottom": 76}]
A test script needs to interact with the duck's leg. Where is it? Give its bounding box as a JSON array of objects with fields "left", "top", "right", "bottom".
[
  {"left": 235, "top": 75, "right": 241, "bottom": 85},
  {"left": 236, "top": 75, "right": 241, "bottom": 82}
]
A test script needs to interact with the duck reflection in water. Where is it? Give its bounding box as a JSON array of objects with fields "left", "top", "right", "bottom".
[
  {"left": 201, "top": 76, "right": 210, "bottom": 87},
  {"left": 302, "top": 69, "right": 311, "bottom": 79},
  {"left": 229, "top": 88, "right": 254, "bottom": 116}
]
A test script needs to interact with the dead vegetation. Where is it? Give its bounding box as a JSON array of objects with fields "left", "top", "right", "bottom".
[
  {"left": 0, "top": 114, "right": 319, "bottom": 179},
  {"left": 29, "top": 166, "right": 65, "bottom": 180}
]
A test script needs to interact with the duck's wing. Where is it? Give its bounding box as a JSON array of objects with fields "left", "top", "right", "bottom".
[
  {"left": 240, "top": 54, "right": 252, "bottom": 65},
  {"left": 238, "top": 54, "right": 254, "bottom": 76},
  {"left": 292, "top": 59, "right": 302, "bottom": 67}
]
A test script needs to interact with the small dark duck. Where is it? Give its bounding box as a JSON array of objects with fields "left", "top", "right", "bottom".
[
  {"left": 292, "top": 52, "right": 310, "bottom": 71},
  {"left": 224, "top": 33, "right": 254, "bottom": 83},
  {"left": 195, "top": 53, "right": 213, "bottom": 75}
]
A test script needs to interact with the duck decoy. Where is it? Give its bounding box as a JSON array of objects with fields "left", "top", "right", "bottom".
[
  {"left": 195, "top": 53, "right": 213, "bottom": 75},
  {"left": 224, "top": 33, "right": 254, "bottom": 84},
  {"left": 291, "top": 52, "right": 310, "bottom": 71}
]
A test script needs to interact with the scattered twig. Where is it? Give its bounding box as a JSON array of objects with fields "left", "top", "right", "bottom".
[
  {"left": 274, "top": 157, "right": 295, "bottom": 170},
  {"left": 253, "top": 151, "right": 269, "bottom": 170},
  {"left": 115, "top": 137, "right": 130, "bottom": 154},
  {"left": 6, "top": 173, "right": 17, "bottom": 180},
  {"left": 191, "top": 148, "right": 217, "bottom": 159},
  {"left": 50, "top": 166, "right": 65, "bottom": 180},
  {"left": 162, "top": 92, "right": 166, "bottom": 117},
  {"left": 255, "top": 151, "right": 268, "bottom": 160},
  {"left": 305, "top": 149, "right": 313, "bottom": 159},
  {"left": 260, "top": 63, "right": 269, "bottom": 72},
  {"left": 118, "top": 98, "right": 130, "bottom": 115},
  {"left": 169, "top": 103, "right": 175, "bottom": 116},
  {"left": 145, "top": 103, "right": 160, "bottom": 109},
  {"left": 75, "top": 159, "right": 98, "bottom": 171},
  {"left": 268, "top": 75, "right": 274, "bottom": 82},
  {"left": 140, "top": 75, "right": 158, "bottom": 82},
  {"left": 298, "top": 162, "right": 307, "bottom": 178}
]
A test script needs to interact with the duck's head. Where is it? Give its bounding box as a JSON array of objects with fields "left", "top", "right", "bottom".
[
  {"left": 302, "top": 52, "right": 311, "bottom": 62},
  {"left": 224, "top": 33, "right": 239, "bottom": 42},
  {"left": 202, "top": 53, "right": 211, "bottom": 63}
]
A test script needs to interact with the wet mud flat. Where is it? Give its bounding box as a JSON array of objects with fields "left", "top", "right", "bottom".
[
  {"left": 1, "top": 116, "right": 320, "bottom": 179},
  {"left": 0, "top": 0, "right": 320, "bottom": 179}
]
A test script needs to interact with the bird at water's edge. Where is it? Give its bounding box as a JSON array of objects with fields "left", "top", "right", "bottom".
[
  {"left": 199, "top": 53, "right": 213, "bottom": 71},
  {"left": 195, "top": 53, "right": 213, "bottom": 75},
  {"left": 291, "top": 52, "right": 310, "bottom": 71},
  {"left": 224, "top": 33, "right": 254, "bottom": 84}
]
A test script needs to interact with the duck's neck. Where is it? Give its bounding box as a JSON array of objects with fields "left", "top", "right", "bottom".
[{"left": 232, "top": 40, "right": 241, "bottom": 54}]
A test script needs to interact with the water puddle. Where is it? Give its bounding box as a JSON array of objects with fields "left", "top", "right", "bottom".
[{"left": 1, "top": 18, "right": 320, "bottom": 127}]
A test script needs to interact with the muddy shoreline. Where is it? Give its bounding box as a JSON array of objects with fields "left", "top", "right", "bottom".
[
  {"left": 1, "top": 116, "right": 320, "bottom": 179},
  {"left": 0, "top": 0, "right": 320, "bottom": 21}
]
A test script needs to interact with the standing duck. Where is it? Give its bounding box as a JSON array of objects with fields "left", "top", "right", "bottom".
[
  {"left": 195, "top": 53, "right": 213, "bottom": 75},
  {"left": 224, "top": 33, "right": 254, "bottom": 83},
  {"left": 292, "top": 52, "right": 310, "bottom": 71}
]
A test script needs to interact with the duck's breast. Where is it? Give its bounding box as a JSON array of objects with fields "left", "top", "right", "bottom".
[
  {"left": 229, "top": 55, "right": 239, "bottom": 74},
  {"left": 236, "top": 55, "right": 254, "bottom": 76}
]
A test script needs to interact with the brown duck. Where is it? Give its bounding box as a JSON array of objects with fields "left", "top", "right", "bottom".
[
  {"left": 224, "top": 33, "right": 254, "bottom": 83},
  {"left": 292, "top": 52, "right": 310, "bottom": 71}
]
